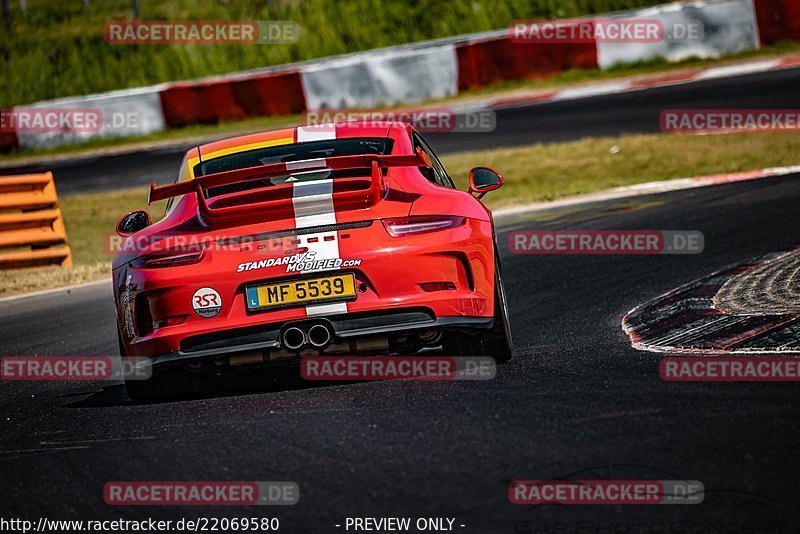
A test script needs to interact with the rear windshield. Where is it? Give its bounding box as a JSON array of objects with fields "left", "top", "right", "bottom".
[
  {"left": 195, "top": 138, "right": 393, "bottom": 177},
  {"left": 196, "top": 137, "right": 393, "bottom": 198}
]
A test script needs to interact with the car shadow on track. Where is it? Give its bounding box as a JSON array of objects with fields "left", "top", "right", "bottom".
[
  {"left": 62, "top": 365, "right": 327, "bottom": 407},
  {"left": 61, "top": 353, "right": 521, "bottom": 408},
  {"left": 61, "top": 364, "right": 410, "bottom": 408}
]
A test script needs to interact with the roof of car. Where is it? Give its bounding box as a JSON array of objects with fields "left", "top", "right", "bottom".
[{"left": 196, "top": 122, "right": 402, "bottom": 162}]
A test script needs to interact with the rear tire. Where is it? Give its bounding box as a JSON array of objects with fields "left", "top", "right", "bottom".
[
  {"left": 482, "top": 249, "right": 513, "bottom": 363},
  {"left": 124, "top": 375, "right": 160, "bottom": 401},
  {"left": 119, "top": 331, "right": 163, "bottom": 401}
]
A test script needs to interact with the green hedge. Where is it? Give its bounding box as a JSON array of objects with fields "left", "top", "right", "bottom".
[{"left": 0, "top": 0, "right": 667, "bottom": 107}]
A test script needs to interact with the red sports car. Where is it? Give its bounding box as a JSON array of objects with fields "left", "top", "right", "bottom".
[{"left": 113, "top": 121, "right": 512, "bottom": 398}]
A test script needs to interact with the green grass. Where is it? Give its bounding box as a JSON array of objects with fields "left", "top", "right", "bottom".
[
  {"left": 442, "top": 132, "right": 800, "bottom": 204},
  {"left": 59, "top": 188, "right": 166, "bottom": 267},
  {"left": 0, "top": 0, "right": 670, "bottom": 107},
  {"left": 3, "top": 131, "right": 799, "bottom": 297}
]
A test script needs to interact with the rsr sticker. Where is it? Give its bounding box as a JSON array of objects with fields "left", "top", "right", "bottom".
[{"left": 193, "top": 287, "right": 222, "bottom": 318}]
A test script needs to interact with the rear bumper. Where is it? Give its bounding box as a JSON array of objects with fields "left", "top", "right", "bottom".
[
  {"left": 115, "top": 217, "right": 497, "bottom": 360},
  {"left": 131, "top": 310, "right": 492, "bottom": 370}
]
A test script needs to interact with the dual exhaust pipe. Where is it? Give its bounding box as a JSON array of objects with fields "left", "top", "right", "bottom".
[{"left": 282, "top": 323, "right": 333, "bottom": 351}]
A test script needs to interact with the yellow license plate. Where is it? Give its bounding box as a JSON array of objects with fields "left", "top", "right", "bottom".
[{"left": 246, "top": 273, "right": 356, "bottom": 311}]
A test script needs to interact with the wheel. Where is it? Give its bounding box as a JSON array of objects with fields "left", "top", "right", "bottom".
[
  {"left": 124, "top": 374, "right": 160, "bottom": 401},
  {"left": 483, "top": 249, "right": 513, "bottom": 363},
  {"left": 444, "top": 249, "right": 513, "bottom": 363},
  {"left": 120, "top": 333, "right": 156, "bottom": 401},
  {"left": 119, "top": 330, "right": 167, "bottom": 401}
]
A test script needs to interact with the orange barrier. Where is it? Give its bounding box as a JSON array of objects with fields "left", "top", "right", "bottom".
[
  {"left": 754, "top": 0, "right": 800, "bottom": 44},
  {"left": 0, "top": 172, "right": 72, "bottom": 269}
]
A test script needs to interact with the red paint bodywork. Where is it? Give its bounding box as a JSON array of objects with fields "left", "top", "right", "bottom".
[{"left": 112, "top": 122, "right": 498, "bottom": 361}]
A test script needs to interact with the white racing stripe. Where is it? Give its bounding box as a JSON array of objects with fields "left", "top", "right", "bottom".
[
  {"left": 293, "top": 180, "right": 336, "bottom": 228},
  {"left": 304, "top": 301, "right": 347, "bottom": 316},
  {"left": 297, "top": 124, "right": 337, "bottom": 143},
  {"left": 286, "top": 158, "right": 327, "bottom": 171},
  {"left": 290, "top": 126, "right": 347, "bottom": 316}
]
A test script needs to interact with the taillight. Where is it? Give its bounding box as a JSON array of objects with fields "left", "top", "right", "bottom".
[
  {"left": 382, "top": 216, "right": 465, "bottom": 237},
  {"left": 142, "top": 247, "right": 205, "bottom": 268}
]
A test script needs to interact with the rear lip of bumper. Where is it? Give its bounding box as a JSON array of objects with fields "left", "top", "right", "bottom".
[{"left": 131, "top": 313, "right": 492, "bottom": 369}]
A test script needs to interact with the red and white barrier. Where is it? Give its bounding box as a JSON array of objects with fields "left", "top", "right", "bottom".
[
  {"left": 230, "top": 69, "right": 307, "bottom": 118},
  {"left": 14, "top": 86, "right": 167, "bottom": 151},
  {"left": 0, "top": 131, "right": 18, "bottom": 153},
  {"left": 4, "top": 0, "right": 800, "bottom": 152},
  {"left": 755, "top": 0, "right": 800, "bottom": 44},
  {"left": 597, "top": 0, "right": 760, "bottom": 68},
  {"left": 455, "top": 32, "right": 597, "bottom": 90},
  {"left": 300, "top": 44, "right": 458, "bottom": 110},
  {"left": 159, "top": 68, "right": 306, "bottom": 128}
]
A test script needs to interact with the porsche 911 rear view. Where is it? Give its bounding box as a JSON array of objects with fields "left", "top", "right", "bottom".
[{"left": 112, "top": 121, "right": 512, "bottom": 398}]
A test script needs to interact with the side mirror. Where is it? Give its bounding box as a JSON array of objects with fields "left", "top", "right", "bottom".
[
  {"left": 468, "top": 167, "right": 503, "bottom": 198},
  {"left": 116, "top": 210, "right": 152, "bottom": 237}
]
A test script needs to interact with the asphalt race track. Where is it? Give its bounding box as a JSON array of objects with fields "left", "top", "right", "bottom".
[
  {"left": 2, "top": 169, "right": 800, "bottom": 530},
  {"left": 2, "top": 66, "right": 800, "bottom": 194}
]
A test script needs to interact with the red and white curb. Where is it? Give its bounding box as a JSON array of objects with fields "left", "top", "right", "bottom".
[{"left": 622, "top": 247, "right": 800, "bottom": 355}]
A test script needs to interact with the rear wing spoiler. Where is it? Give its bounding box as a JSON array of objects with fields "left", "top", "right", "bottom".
[{"left": 148, "top": 151, "right": 431, "bottom": 205}]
